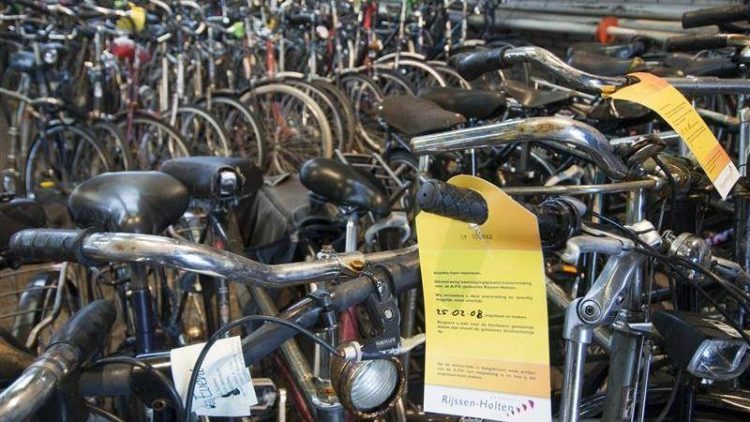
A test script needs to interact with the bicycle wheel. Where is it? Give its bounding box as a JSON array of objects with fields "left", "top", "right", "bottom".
[
  {"left": 23, "top": 122, "right": 112, "bottom": 198},
  {"left": 91, "top": 120, "right": 133, "bottom": 171},
  {"left": 375, "top": 60, "right": 447, "bottom": 92},
  {"left": 373, "top": 69, "right": 417, "bottom": 96},
  {"left": 116, "top": 112, "right": 190, "bottom": 170},
  {"left": 169, "top": 105, "right": 231, "bottom": 157},
  {"left": 284, "top": 79, "right": 348, "bottom": 151},
  {"left": 200, "top": 95, "right": 268, "bottom": 172},
  {"left": 427, "top": 61, "right": 472, "bottom": 89},
  {"left": 241, "top": 83, "right": 333, "bottom": 175},
  {"left": 310, "top": 79, "right": 358, "bottom": 152},
  {"left": 338, "top": 72, "right": 386, "bottom": 152}
]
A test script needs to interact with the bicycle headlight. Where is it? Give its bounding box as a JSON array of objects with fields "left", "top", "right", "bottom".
[
  {"left": 654, "top": 311, "right": 750, "bottom": 382},
  {"left": 330, "top": 345, "right": 404, "bottom": 418}
]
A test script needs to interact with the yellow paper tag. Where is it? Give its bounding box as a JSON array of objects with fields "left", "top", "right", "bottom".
[
  {"left": 416, "top": 175, "right": 550, "bottom": 421},
  {"left": 609, "top": 72, "right": 739, "bottom": 199}
]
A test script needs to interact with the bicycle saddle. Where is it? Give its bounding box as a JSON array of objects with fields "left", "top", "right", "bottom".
[
  {"left": 567, "top": 52, "right": 646, "bottom": 77},
  {"left": 161, "top": 156, "right": 263, "bottom": 201},
  {"left": 502, "top": 80, "right": 573, "bottom": 109},
  {"left": 567, "top": 41, "right": 646, "bottom": 60},
  {"left": 68, "top": 172, "right": 189, "bottom": 234},
  {"left": 418, "top": 87, "right": 506, "bottom": 120},
  {"left": 378, "top": 95, "right": 466, "bottom": 136},
  {"left": 299, "top": 158, "right": 390, "bottom": 218},
  {"left": 662, "top": 53, "right": 739, "bottom": 77},
  {"left": 0, "top": 199, "right": 46, "bottom": 252},
  {"left": 587, "top": 99, "right": 652, "bottom": 123}
]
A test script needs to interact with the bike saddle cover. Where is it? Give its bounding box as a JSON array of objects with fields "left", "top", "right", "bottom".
[
  {"left": 663, "top": 53, "right": 738, "bottom": 77},
  {"left": 299, "top": 158, "right": 390, "bottom": 219},
  {"left": 587, "top": 99, "right": 652, "bottom": 122},
  {"left": 502, "top": 80, "right": 574, "bottom": 109},
  {"left": 68, "top": 172, "right": 189, "bottom": 234},
  {"left": 566, "top": 40, "right": 645, "bottom": 60},
  {"left": 418, "top": 87, "right": 506, "bottom": 120},
  {"left": 0, "top": 199, "right": 46, "bottom": 252},
  {"left": 110, "top": 36, "right": 151, "bottom": 64},
  {"left": 567, "top": 52, "right": 645, "bottom": 77},
  {"left": 378, "top": 95, "right": 466, "bottom": 136},
  {"left": 160, "top": 156, "right": 263, "bottom": 201}
]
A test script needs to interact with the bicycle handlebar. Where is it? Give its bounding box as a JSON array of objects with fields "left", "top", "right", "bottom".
[
  {"left": 665, "top": 33, "right": 750, "bottom": 52},
  {"left": 9, "top": 230, "right": 418, "bottom": 287},
  {"left": 0, "top": 300, "right": 116, "bottom": 422},
  {"left": 410, "top": 116, "right": 630, "bottom": 180},
  {"left": 416, "top": 179, "right": 587, "bottom": 249},
  {"left": 455, "top": 47, "right": 629, "bottom": 93},
  {"left": 682, "top": 5, "right": 749, "bottom": 29}
]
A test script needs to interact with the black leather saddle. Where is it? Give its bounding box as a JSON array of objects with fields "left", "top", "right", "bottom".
[
  {"left": 418, "top": 87, "right": 506, "bottom": 120},
  {"left": 587, "top": 99, "right": 652, "bottom": 123},
  {"left": 502, "top": 80, "right": 573, "bottom": 109},
  {"left": 662, "top": 53, "right": 738, "bottom": 77},
  {"left": 0, "top": 199, "right": 46, "bottom": 251},
  {"left": 567, "top": 52, "right": 645, "bottom": 77},
  {"left": 68, "top": 172, "right": 189, "bottom": 234},
  {"left": 160, "top": 156, "right": 263, "bottom": 201},
  {"left": 567, "top": 40, "right": 646, "bottom": 60},
  {"left": 378, "top": 95, "right": 466, "bottom": 136},
  {"left": 299, "top": 158, "right": 390, "bottom": 218}
]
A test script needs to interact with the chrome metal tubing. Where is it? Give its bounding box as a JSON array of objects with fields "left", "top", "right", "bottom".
[
  {"left": 81, "top": 233, "right": 417, "bottom": 287},
  {"left": 503, "top": 178, "right": 661, "bottom": 196},
  {"left": 559, "top": 339, "right": 587, "bottom": 422},
  {"left": 410, "top": 117, "right": 629, "bottom": 180},
  {"left": 502, "top": 47, "right": 628, "bottom": 93},
  {"left": 665, "top": 77, "right": 750, "bottom": 95},
  {"left": 0, "top": 344, "right": 79, "bottom": 422}
]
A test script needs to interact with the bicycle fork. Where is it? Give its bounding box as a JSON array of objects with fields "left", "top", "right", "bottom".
[{"left": 559, "top": 220, "right": 661, "bottom": 422}]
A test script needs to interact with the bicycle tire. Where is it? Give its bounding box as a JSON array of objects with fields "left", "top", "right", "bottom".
[
  {"left": 199, "top": 95, "right": 268, "bottom": 172},
  {"left": 22, "top": 121, "right": 112, "bottom": 198},
  {"left": 168, "top": 105, "right": 231, "bottom": 157},
  {"left": 338, "top": 71, "right": 386, "bottom": 152},
  {"left": 283, "top": 78, "right": 348, "bottom": 151},
  {"left": 115, "top": 112, "right": 190, "bottom": 170},
  {"left": 91, "top": 119, "right": 134, "bottom": 171},
  {"left": 240, "top": 83, "right": 333, "bottom": 174}
]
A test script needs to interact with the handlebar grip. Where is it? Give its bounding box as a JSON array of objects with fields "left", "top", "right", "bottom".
[
  {"left": 682, "top": 5, "right": 749, "bottom": 28},
  {"left": 665, "top": 34, "right": 729, "bottom": 52},
  {"left": 48, "top": 300, "right": 116, "bottom": 360},
  {"left": 417, "top": 179, "right": 488, "bottom": 225},
  {"left": 9, "top": 229, "right": 85, "bottom": 263},
  {"left": 454, "top": 48, "right": 508, "bottom": 81}
]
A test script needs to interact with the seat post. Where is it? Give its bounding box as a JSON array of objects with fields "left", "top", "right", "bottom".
[{"left": 130, "top": 263, "right": 156, "bottom": 354}]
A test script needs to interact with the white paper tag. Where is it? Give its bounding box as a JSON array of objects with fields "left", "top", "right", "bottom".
[{"left": 170, "top": 336, "right": 257, "bottom": 417}]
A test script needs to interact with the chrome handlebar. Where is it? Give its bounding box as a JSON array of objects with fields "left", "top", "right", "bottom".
[
  {"left": 410, "top": 116, "right": 630, "bottom": 180},
  {"left": 78, "top": 232, "right": 416, "bottom": 287}
]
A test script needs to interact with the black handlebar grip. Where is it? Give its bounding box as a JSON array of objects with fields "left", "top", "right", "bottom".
[
  {"left": 665, "top": 34, "right": 729, "bottom": 52},
  {"left": 454, "top": 48, "right": 508, "bottom": 81},
  {"left": 417, "top": 179, "right": 488, "bottom": 225},
  {"left": 47, "top": 300, "right": 116, "bottom": 360},
  {"left": 9, "top": 229, "right": 85, "bottom": 263},
  {"left": 682, "top": 5, "right": 749, "bottom": 28}
]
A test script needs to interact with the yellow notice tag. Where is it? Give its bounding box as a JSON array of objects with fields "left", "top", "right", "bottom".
[
  {"left": 416, "top": 175, "right": 550, "bottom": 421},
  {"left": 608, "top": 72, "right": 740, "bottom": 199}
]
